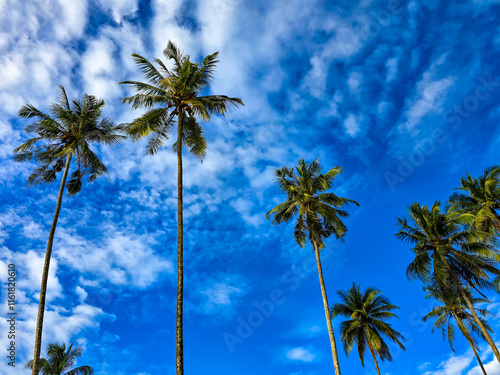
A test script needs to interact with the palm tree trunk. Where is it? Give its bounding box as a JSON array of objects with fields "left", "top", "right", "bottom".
[
  {"left": 176, "top": 113, "right": 184, "bottom": 375},
  {"left": 453, "top": 312, "right": 488, "bottom": 375},
  {"left": 470, "top": 341, "right": 488, "bottom": 375},
  {"left": 467, "top": 336, "right": 487, "bottom": 374},
  {"left": 367, "top": 340, "right": 382, "bottom": 375},
  {"left": 456, "top": 283, "right": 500, "bottom": 364},
  {"left": 313, "top": 240, "right": 341, "bottom": 375},
  {"left": 32, "top": 155, "right": 72, "bottom": 375}
]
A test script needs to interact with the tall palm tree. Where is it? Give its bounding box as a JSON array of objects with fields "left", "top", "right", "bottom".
[
  {"left": 449, "top": 166, "right": 500, "bottom": 234},
  {"left": 395, "top": 201, "right": 500, "bottom": 363},
  {"left": 423, "top": 284, "right": 492, "bottom": 375},
  {"left": 119, "top": 40, "right": 243, "bottom": 375},
  {"left": 14, "top": 86, "right": 124, "bottom": 375},
  {"left": 266, "top": 159, "right": 359, "bottom": 375},
  {"left": 331, "top": 283, "right": 405, "bottom": 375},
  {"left": 26, "top": 342, "right": 94, "bottom": 375}
]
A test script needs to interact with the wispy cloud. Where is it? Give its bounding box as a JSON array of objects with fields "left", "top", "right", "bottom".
[{"left": 285, "top": 347, "right": 317, "bottom": 363}]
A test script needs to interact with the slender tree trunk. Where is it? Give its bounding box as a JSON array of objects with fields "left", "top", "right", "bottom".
[
  {"left": 469, "top": 340, "right": 488, "bottom": 375},
  {"left": 453, "top": 312, "right": 488, "bottom": 375},
  {"left": 367, "top": 340, "right": 382, "bottom": 375},
  {"left": 176, "top": 113, "right": 184, "bottom": 375},
  {"left": 32, "top": 155, "right": 72, "bottom": 375},
  {"left": 456, "top": 283, "right": 500, "bottom": 364},
  {"left": 466, "top": 334, "right": 488, "bottom": 374},
  {"left": 313, "top": 240, "right": 341, "bottom": 375}
]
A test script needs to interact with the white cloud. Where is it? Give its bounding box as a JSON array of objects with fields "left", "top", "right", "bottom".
[
  {"left": 286, "top": 347, "right": 316, "bottom": 362},
  {"left": 54, "top": 0, "right": 89, "bottom": 41},
  {"left": 82, "top": 37, "right": 122, "bottom": 99},
  {"left": 197, "top": 0, "right": 237, "bottom": 51},
  {"left": 151, "top": 0, "right": 197, "bottom": 57},
  {"left": 423, "top": 354, "right": 472, "bottom": 375},
  {"left": 386, "top": 56, "right": 398, "bottom": 82},
  {"left": 22, "top": 221, "right": 45, "bottom": 240},
  {"left": 230, "top": 197, "right": 265, "bottom": 227},
  {"left": 468, "top": 357, "right": 500, "bottom": 375},
  {"left": 419, "top": 362, "right": 432, "bottom": 371},
  {"left": 56, "top": 229, "right": 173, "bottom": 288},
  {"left": 423, "top": 343, "right": 500, "bottom": 375},
  {"left": 0, "top": 1, "right": 79, "bottom": 118},
  {"left": 201, "top": 282, "right": 244, "bottom": 309},
  {"left": 343, "top": 113, "right": 363, "bottom": 137},
  {"left": 402, "top": 74, "right": 455, "bottom": 132},
  {"left": 102, "top": 331, "right": 120, "bottom": 343},
  {"left": 75, "top": 286, "right": 88, "bottom": 302},
  {"left": 96, "top": 0, "right": 139, "bottom": 23},
  {"left": 191, "top": 276, "right": 247, "bottom": 319},
  {"left": 347, "top": 71, "right": 363, "bottom": 93},
  {"left": 303, "top": 55, "right": 329, "bottom": 99},
  {"left": 321, "top": 21, "right": 363, "bottom": 60},
  {"left": 0, "top": 247, "right": 63, "bottom": 303},
  {"left": 0, "top": 54, "right": 23, "bottom": 89}
]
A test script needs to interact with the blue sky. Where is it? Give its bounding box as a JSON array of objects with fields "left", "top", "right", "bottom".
[{"left": 1, "top": 0, "right": 500, "bottom": 374}]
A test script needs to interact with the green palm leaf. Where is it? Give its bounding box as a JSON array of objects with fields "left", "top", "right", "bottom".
[
  {"left": 331, "top": 283, "right": 405, "bottom": 369},
  {"left": 25, "top": 342, "right": 94, "bottom": 375}
]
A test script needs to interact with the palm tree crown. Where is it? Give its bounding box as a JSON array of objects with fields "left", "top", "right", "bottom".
[
  {"left": 422, "top": 283, "right": 492, "bottom": 374},
  {"left": 14, "top": 85, "right": 124, "bottom": 194},
  {"left": 26, "top": 342, "right": 94, "bottom": 375},
  {"left": 422, "top": 284, "right": 492, "bottom": 352},
  {"left": 395, "top": 201, "right": 500, "bottom": 290},
  {"left": 331, "top": 283, "right": 405, "bottom": 370},
  {"left": 449, "top": 166, "right": 500, "bottom": 234},
  {"left": 266, "top": 158, "right": 358, "bottom": 248},
  {"left": 396, "top": 201, "right": 500, "bottom": 363},
  {"left": 119, "top": 40, "right": 243, "bottom": 157}
]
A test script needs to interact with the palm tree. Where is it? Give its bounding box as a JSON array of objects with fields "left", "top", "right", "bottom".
[
  {"left": 266, "top": 159, "right": 359, "bottom": 375},
  {"left": 449, "top": 166, "right": 500, "bottom": 234},
  {"left": 423, "top": 284, "right": 492, "bottom": 375},
  {"left": 395, "top": 201, "right": 500, "bottom": 363},
  {"left": 331, "top": 283, "right": 405, "bottom": 375},
  {"left": 119, "top": 41, "right": 243, "bottom": 375},
  {"left": 26, "top": 342, "right": 94, "bottom": 375},
  {"left": 14, "top": 86, "right": 124, "bottom": 375}
]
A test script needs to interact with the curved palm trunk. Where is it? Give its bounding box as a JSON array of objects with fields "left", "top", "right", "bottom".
[
  {"left": 32, "top": 155, "right": 72, "bottom": 375},
  {"left": 176, "top": 113, "right": 184, "bottom": 375},
  {"left": 456, "top": 283, "right": 500, "bottom": 364},
  {"left": 367, "top": 340, "right": 382, "bottom": 375},
  {"left": 453, "top": 312, "right": 487, "bottom": 375},
  {"left": 469, "top": 340, "right": 488, "bottom": 375},
  {"left": 464, "top": 333, "right": 488, "bottom": 374},
  {"left": 313, "top": 240, "right": 341, "bottom": 375}
]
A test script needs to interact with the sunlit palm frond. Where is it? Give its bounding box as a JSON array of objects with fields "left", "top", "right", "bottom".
[
  {"left": 332, "top": 283, "right": 405, "bottom": 367},
  {"left": 15, "top": 86, "right": 122, "bottom": 194},
  {"left": 266, "top": 159, "right": 358, "bottom": 248}
]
